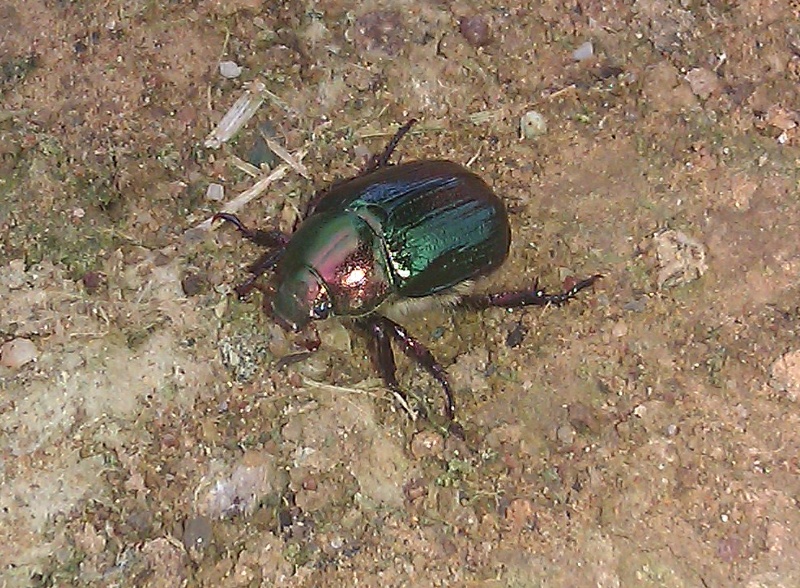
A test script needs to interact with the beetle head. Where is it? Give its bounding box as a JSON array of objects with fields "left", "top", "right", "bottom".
[{"left": 272, "top": 266, "right": 332, "bottom": 332}]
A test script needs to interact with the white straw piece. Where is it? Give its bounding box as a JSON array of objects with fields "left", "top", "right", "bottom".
[
  {"left": 204, "top": 81, "right": 267, "bottom": 149},
  {"left": 195, "top": 148, "right": 308, "bottom": 232},
  {"left": 263, "top": 135, "right": 311, "bottom": 179}
]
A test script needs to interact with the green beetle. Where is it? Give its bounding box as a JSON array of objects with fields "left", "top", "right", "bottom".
[{"left": 215, "top": 120, "right": 599, "bottom": 422}]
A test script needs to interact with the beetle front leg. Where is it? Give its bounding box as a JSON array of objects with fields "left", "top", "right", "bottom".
[
  {"left": 213, "top": 213, "right": 290, "bottom": 249},
  {"left": 461, "top": 274, "right": 601, "bottom": 309},
  {"left": 214, "top": 212, "right": 291, "bottom": 297},
  {"left": 232, "top": 248, "right": 285, "bottom": 299}
]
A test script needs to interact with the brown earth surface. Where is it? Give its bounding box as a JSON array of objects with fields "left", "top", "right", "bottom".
[{"left": 2, "top": 1, "right": 800, "bottom": 586}]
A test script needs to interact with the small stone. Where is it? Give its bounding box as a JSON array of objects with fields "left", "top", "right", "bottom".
[
  {"left": 611, "top": 320, "right": 628, "bottom": 338},
  {"left": 567, "top": 402, "right": 600, "bottom": 434},
  {"left": 653, "top": 229, "right": 707, "bottom": 288},
  {"left": 556, "top": 423, "right": 576, "bottom": 445},
  {"left": 520, "top": 111, "right": 547, "bottom": 140},
  {"left": 181, "top": 273, "right": 205, "bottom": 297},
  {"left": 183, "top": 515, "right": 213, "bottom": 557},
  {"left": 410, "top": 430, "right": 444, "bottom": 459},
  {"left": 506, "top": 322, "right": 528, "bottom": 348},
  {"left": 3, "top": 259, "right": 27, "bottom": 290},
  {"left": 459, "top": 15, "right": 492, "bottom": 47},
  {"left": 206, "top": 183, "right": 224, "bottom": 201},
  {"left": 329, "top": 536, "right": 344, "bottom": 550},
  {"left": 318, "top": 321, "right": 351, "bottom": 353},
  {"left": 219, "top": 60, "right": 243, "bottom": 79},
  {"left": 765, "top": 105, "right": 799, "bottom": 132},
  {"left": 769, "top": 350, "right": 800, "bottom": 402},
  {"left": 195, "top": 451, "right": 283, "bottom": 518},
  {"left": 623, "top": 297, "right": 647, "bottom": 312},
  {"left": 685, "top": 67, "right": 721, "bottom": 100},
  {"left": 82, "top": 270, "right": 106, "bottom": 294},
  {"left": 572, "top": 41, "right": 594, "bottom": 61},
  {"left": 0, "top": 338, "right": 38, "bottom": 368}
]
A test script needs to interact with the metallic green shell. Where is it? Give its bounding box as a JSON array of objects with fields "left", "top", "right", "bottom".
[{"left": 311, "top": 160, "right": 511, "bottom": 298}]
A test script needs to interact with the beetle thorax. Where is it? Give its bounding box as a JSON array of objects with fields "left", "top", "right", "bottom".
[{"left": 276, "top": 211, "right": 394, "bottom": 322}]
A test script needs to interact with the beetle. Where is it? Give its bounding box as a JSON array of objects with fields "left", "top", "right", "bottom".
[{"left": 214, "top": 120, "right": 599, "bottom": 421}]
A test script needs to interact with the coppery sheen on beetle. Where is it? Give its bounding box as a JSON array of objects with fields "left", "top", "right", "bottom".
[{"left": 214, "top": 120, "right": 600, "bottom": 423}]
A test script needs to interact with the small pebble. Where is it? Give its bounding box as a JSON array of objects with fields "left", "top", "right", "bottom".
[
  {"left": 459, "top": 15, "right": 492, "bottom": 47},
  {"left": 567, "top": 402, "right": 599, "bottom": 434},
  {"left": 410, "top": 430, "right": 444, "bottom": 459},
  {"left": 82, "top": 271, "right": 105, "bottom": 294},
  {"left": 506, "top": 322, "right": 528, "bottom": 348},
  {"left": 181, "top": 273, "right": 205, "bottom": 297},
  {"left": 623, "top": 297, "right": 647, "bottom": 312},
  {"left": 183, "top": 515, "right": 213, "bottom": 558},
  {"left": 0, "top": 338, "right": 38, "bottom": 368},
  {"left": 556, "top": 423, "right": 576, "bottom": 445},
  {"left": 611, "top": 320, "right": 628, "bottom": 338},
  {"left": 520, "top": 111, "right": 547, "bottom": 140},
  {"left": 769, "top": 349, "right": 800, "bottom": 403},
  {"left": 4, "top": 259, "right": 27, "bottom": 290},
  {"left": 206, "top": 183, "right": 224, "bottom": 202},
  {"left": 219, "top": 60, "right": 243, "bottom": 79},
  {"left": 329, "top": 536, "right": 344, "bottom": 550},
  {"left": 318, "top": 321, "right": 351, "bottom": 353},
  {"left": 685, "top": 67, "right": 721, "bottom": 100},
  {"left": 572, "top": 41, "right": 594, "bottom": 61},
  {"left": 653, "top": 229, "right": 708, "bottom": 288}
]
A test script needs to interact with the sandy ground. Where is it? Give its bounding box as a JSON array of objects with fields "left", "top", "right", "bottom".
[{"left": 2, "top": 0, "right": 800, "bottom": 586}]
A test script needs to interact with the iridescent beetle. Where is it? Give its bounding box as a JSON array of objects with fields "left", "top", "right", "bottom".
[{"left": 215, "top": 120, "right": 599, "bottom": 421}]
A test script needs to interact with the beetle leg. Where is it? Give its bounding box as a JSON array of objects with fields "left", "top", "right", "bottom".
[
  {"left": 232, "top": 248, "right": 285, "bottom": 299},
  {"left": 461, "top": 274, "right": 602, "bottom": 309},
  {"left": 362, "top": 317, "right": 401, "bottom": 390},
  {"left": 213, "top": 212, "right": 290, "bottom": 249},
  {"left": 303, "top": 119, "right": 419, "bottom": 218},
  {"left": 358, "top": 316, "right": 422, "bottom": 419},
  {"left": 362, "top": 119, "right": 418, "bottom": 173},
  {"left": 214, "top": 212, "right": 290, "bottom": 297},
  {"left": 368, "top": 315, "right": 455, "bottom": 421}
]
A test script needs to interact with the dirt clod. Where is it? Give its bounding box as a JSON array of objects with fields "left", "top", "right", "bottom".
[{"left": 0, "top": 337, "right": 37, "bottom": 368}]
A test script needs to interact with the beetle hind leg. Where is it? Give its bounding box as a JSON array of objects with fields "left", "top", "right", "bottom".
[{"left": 461, "top": 274, "right": 601, "bottom": 309}]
